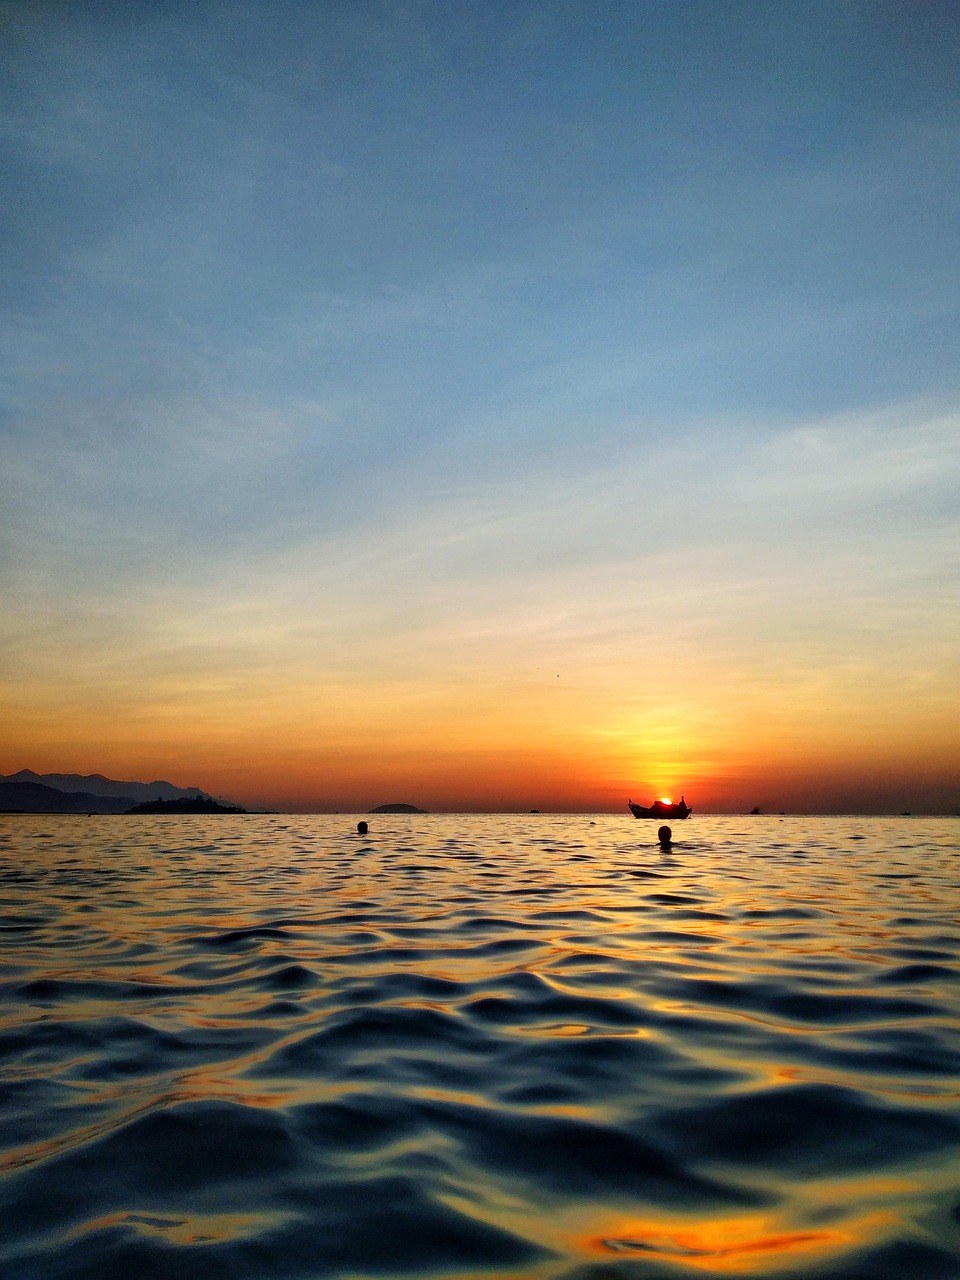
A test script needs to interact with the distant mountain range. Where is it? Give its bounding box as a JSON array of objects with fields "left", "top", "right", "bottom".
[{"left": 0, "top": 770, "right": 217, "bottom": 814}]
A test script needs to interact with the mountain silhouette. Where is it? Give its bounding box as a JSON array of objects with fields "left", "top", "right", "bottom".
[
  {"left": 0, "top": 779, "right": 130, "bottom": 813},
  {"left": 1, "top": 770, "right": 209, "bottom": 805}
]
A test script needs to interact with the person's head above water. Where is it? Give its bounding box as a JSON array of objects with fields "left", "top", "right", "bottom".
[
  {"left": 657, "top": 824, "right": 672, "bottom": 846},
  {"left": 357, "top": 821, "right": 368, "bottom": 835}
]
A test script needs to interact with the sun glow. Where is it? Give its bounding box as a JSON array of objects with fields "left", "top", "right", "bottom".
[{"left": 660, "top": 796, "right": 673, "bottom": 805}]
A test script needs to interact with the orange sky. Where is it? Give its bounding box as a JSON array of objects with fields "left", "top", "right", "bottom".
[{"left": 3, "top": 602, "right": 957, "bottom": 812}]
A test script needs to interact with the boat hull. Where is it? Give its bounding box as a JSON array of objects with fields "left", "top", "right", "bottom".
[{"left": 628, "top": 801, "right": 691, "bottom": 819}]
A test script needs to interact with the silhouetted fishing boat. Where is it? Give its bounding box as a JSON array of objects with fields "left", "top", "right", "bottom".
[{"left": 628, "top": 796, "right": 692, "bottom": 819}]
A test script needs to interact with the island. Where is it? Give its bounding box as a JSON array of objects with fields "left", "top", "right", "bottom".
[
  {"left": 126, "top": 797, "right": 247, "bottom": 814},
  {"left": 369, "top": 802, "right": 427, "bottom": 814}
]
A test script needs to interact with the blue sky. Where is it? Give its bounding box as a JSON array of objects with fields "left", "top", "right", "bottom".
[{"left": 2, "top": 1, "right": 958, "bottom": 808}]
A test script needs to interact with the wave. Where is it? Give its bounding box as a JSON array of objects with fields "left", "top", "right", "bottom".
[{"left": 1, "top": 813, "right": 958, "bottom": 1278}]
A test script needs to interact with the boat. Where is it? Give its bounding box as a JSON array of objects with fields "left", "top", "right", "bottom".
[{"left": 628, "top": 796, "right": 692, "bottom": 819}]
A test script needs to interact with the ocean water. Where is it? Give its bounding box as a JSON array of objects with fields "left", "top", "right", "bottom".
[{"left": 1, "top": 814, "right": 958, "bottom": 1280}]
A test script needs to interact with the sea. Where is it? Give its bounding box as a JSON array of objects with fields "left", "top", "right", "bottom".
[{"left": 1, "top": 813, "right": 958, "bottom": 1280}]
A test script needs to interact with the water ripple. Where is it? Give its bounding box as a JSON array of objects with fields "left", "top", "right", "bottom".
[{"left": 0, "top": 812, "right": 958, "bottom": 1278}]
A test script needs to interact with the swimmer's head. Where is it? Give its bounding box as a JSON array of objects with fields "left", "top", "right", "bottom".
[
  {"left": 357, "top": 820, "right": 368, "bottom": 835},
  {"left": 657, "top": 824, "right": 672, "bottom": 845}
]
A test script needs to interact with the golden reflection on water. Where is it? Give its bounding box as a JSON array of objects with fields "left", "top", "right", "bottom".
[
  {"left": 71, "top": 1209, "right": 289, "bottom": 1246},
  {"left": 2, "top": 814, "right": 958, "bottom": 1277},
  {"left": 581, "top": 1207, "right": 897, "bottom": 1273}
]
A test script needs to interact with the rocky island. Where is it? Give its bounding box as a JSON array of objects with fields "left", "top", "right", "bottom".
[{"left": 126, "top": 797, "right": 247, "bottom": 815}]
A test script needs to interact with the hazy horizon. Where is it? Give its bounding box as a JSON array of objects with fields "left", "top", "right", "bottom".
[
  {"left": 2, "top": 2, "right": 957, "bottom": 814},
  {"left": 2, "top": 765, "right": 956, "bottom": 817}
]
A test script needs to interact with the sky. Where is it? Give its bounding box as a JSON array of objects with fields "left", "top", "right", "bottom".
[{"left": 1, "top": 0, "right": 958, "bottom": 812}]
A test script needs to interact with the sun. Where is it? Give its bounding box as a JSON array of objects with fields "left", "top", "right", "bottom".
[{"left": 659, "top": 796, "right": 672, "bottom": 805}]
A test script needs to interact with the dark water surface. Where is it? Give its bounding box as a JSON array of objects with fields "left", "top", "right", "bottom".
[{"left": 1, "top": 814, "right": 958, "bottom": 1279}]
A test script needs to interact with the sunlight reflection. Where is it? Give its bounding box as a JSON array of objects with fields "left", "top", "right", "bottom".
[
  {"left": 581, "top": 1208, "right": 897, "bottom": 1273},
  {"left": 73, "top": 1209, "right": 290, "bottom": 1246},
  {"left": 3, "top": 814, "right": 957, "bottom": 1280}
]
